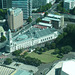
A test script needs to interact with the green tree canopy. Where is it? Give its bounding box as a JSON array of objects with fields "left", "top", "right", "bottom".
[
  {"left": 44, "top": 12, "right": 48, "bottom": 17},
  {"left": 27, "top": 17, "right": 32, "bottom": 23},
  {"left": 36, "top": 3, "right": 52, "bottom": 12},
  {"left": 4, "top": 58, "right": 12, "bottom": 65},
  {"left": 45, "top": 42, "right": 50, "bottom": 49},
  {"left": 1, "top": 35, "right": 6, "bottom": 42},
  {"left": 12, "top": 50, "right": 22, "bottom": 56},
  {"left": 61, "top": 45, "right": 72, "bottom": 54},
  {"left": 36, "top": 18, "right": 42, "bottom": 23},
  {"left": 0, "top": 9, "right": 7, "bottom": 19},
  {"left": 50, "top": 43, "right": 56, "bottom": 49}
]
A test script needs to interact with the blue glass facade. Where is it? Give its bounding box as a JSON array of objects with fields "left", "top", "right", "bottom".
[{"left": 12, "top": 0, "right": 32, "bottom": 19}]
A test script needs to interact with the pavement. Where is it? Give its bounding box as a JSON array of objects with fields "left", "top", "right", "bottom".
[
  {"left": 7, "top": 62, "right": 38, "bottom": 73},
  {"left": 46, "top": 61, "right": 63, "bottom": 75}
]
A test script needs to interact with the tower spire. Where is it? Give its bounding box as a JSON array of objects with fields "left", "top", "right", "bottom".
[{"left": 8, "top": 29, "right": 12, "bottom": 45}]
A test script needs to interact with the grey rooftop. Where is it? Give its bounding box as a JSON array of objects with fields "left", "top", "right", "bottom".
[{"left": 13, "top": 27, "right": 57, "bottom": 43}]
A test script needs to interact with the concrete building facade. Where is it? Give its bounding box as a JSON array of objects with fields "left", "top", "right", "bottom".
[
  {"left": 64, "top": 0, "right": 75, "bottom": 10},
  {"left": 47, "top": 14, "right": 64, "bottom": 29},
  {"left": 12, "top": 0, "right": 32, "bottom": 19},
  {"left": 7, "top": 8, "right": 23, "bottom": 31},
  {"left": 41, "top": 14, "right": 64, "bottom": 29},
  {"left": 6, "top": 27, "right": 59, "bottom": 52}
]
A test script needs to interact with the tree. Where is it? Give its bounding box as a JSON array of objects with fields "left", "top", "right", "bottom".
[
  {"left": 62, "top": 8, "right": 66, "bottom": 13},
  {"left": 4, "top": 58, "right": 12, "bottom": 65},
  {"left": 55, "top": 34, "right": 63, "bottom": 44},
  {"left": 54, "top": 48, "right": 60, "bottom": 54},
  {"left": 0, "top": 9, "right": 7, "bottom": 19},
  {"left": 21, "top": 52, "right": 28, "bottom": 58},
  {"left": 34, "top": 47, "right": 40, "bottom": 53},
  {"left": 55, "top": 24, "right": 75, "bottom": 51},
  {"left": 70, "top": 7, "right": 75, "bottom": 15},
  {"left": 50, "top": 43, "right": 56, "bottom": 49},
  {"left": 45, "top": 42, "right": 50, "bottom": 49},
  {"left": 44, "top": 12, "right": 48, "bottom": 17},
  {"left": 57, "top": 53, "right": 63, "bottom": 58},
  {"left": 27, "top": 17, "right": 32, "bottom": 23},
  {"left": 0, "top": 16, "right": 3, "bottom": 20},
  {"left": 39, "top": 48, "right": 44, "bottom": 52},
  {"left": 1, "top": 35, "right": 6, "bottom": 42},
  {"left": 12, "top": 50, "right": 22, "bottom": 56},
  {"left": 25, "top": 57, "right": 42, "bottom": 66},
  {"left": 43, "top": 47, "right": 48, "bottom": 52},
  {"left": 57, "top": 4, "right": 62, "bottom": 12},
  {"left": 61, "top": 45, "right": 72, "bottom": 54},
  {"left": 36, "top": 18, "right": 41, "bottom": 23},
  {"left": 36, "top": 3, "right": 52, "bottom": 12}
]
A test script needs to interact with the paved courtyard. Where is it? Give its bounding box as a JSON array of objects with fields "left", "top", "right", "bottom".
[{"left": 7, "top": 62, "right": 38, "bottom": 73}]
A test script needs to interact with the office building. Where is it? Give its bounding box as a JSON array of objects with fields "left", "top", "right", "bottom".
[
  {"left": 32, "top": 0, "right": 56, "bottom": 8},
  {"left": 32, "top": 0, "right": 46, "bottom": 8},
  {"left": 12, "top": 0, "right": 32, "bottom": 19},
  {"left": 41, "top": 14, "right": 64, "bottom": 29},
  {"left": 7, "top": 7, "right": 23, "bottom": 31},
  {"left": 47, "top": 14, "right": 64, "bottom": 29},
  {"left": 64, "top": 0, "right": 75, "bottom": 10},
  {"left": 0, "top": 0, "right": 12, "bottom": 9}
]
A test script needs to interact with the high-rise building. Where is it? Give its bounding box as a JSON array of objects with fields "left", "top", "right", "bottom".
[
  {"left": 32, "top": 0, "right": 56, "bottom": 8},
  {"left": 47, "top": 14, "right": 64, "bottom": 29},
  {"left": 12, "top": 0, "right": 32, "bottom": 19},
  {"left": 32, "top": 0, "right": 46, "bottom": 8},
  {"left": 64, "top": 0, "right": 75, "bottom": 10},
  {"left": 0, "top": 0, "right": 12, "bottom": 9},
  {"left": 7, "top": 7, "right": 23, "bottom": 31}
]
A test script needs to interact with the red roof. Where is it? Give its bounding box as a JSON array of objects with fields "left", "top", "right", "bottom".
[{"left": 33, "top": 25, "right": 47, "bottom": 29}]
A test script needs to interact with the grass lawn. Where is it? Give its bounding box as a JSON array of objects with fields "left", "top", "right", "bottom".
[{"left": 26, "top": 50, "right": 59, "bottom": 63}]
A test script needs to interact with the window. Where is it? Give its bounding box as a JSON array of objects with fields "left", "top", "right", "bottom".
[
  {"left": 49, "top": 37, "right": 50, "bottom": 39},
  {"left": 51, "top": 37, "right": 52, "bottom": 39}
]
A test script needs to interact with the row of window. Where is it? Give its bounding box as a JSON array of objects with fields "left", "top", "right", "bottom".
[
  {"left": 16, "top": 41, "right": 32, "bottom": 49},
  {"left": 41, "top": 36, "right": 53, "bottom": 42}
]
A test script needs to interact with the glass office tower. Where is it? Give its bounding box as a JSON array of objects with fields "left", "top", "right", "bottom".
[
  {"left": 0, "top": 0, "right": 12, "bottom": 9},
  {"left": 12, "top": 0, "right": 32, "bottom": 19}
]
